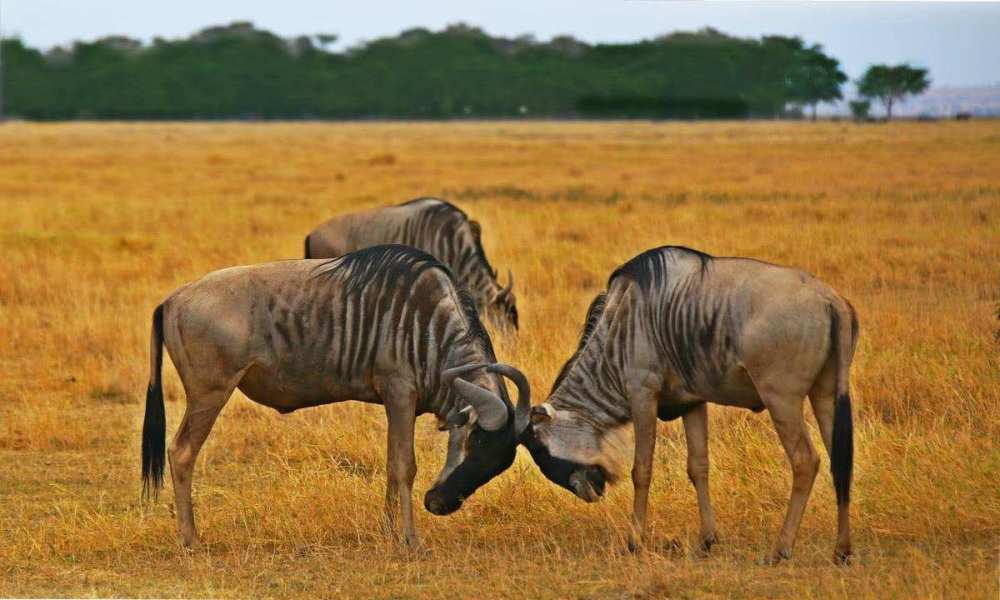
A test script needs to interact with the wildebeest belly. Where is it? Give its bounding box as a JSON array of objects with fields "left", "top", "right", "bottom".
[
  {"left": 709, "top": 365, "right": 765, "bottom": 412},
  {"left": 237, "top": 363, "right": 379, "bottom": 414},
  {"left": 660, "top": 364, "right": 765, "bottom": 415}
]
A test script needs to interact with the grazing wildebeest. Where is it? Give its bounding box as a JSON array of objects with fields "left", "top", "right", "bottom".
[
  {"left": 141, "top": 245, "right": 530, "bottom": 547},
  {"left": 515, "top": 246, "right": 858, "bottom": 564},
  {"left": 304, "top": 198, "right": 518, "bottom": 331}
]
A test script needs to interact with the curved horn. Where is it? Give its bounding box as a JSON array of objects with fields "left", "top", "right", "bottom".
[
  {"left": 500, "top": 270, "right": 514, "bottom": 295},
  {"left": 441, "top": 363, "right": 489, "bottom": 388},
  {"left": 486, "top": 363, "right": 531, "bottom": 435},
  {"left": 452, "top": 379, "right": 508, "bottom": 431}
]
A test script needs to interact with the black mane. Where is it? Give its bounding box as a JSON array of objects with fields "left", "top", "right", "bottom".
[
  {"left": 549, "top": 247, "right": 714, "bottom": 395},
  {"left": 312, "top": 244, "right": 502, "bottom": 398},
  {"left": 455, "top": 288, "right": 509, "bottom": 402},
  {"left": 609, "top": 245, "right": 713, "bottom": 292},
  {"left": 313, "top": 244, "right": 450, "bottom": 298},
  {"left": 401, "top": 197, "right": 498, "bottom": 278},
  {"left": 550, "top": 292, "right": 608, "bottom": 394}
]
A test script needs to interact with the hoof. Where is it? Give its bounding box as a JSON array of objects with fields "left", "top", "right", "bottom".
[
  {"left": 659, "top": 538, "right": 684, "bottom": 555},
  {"left": 179, "top": 537, "right": 200, "bottom": 552},
  {"left": 696, "top": 532, "right": 718, "bottom": 557},
  {"left": 399, "top": 532, "right": 423, "bottom": 551},
  {"left": 759, "top": 548, "right": 791, "bottom": 566},
  {"left": 393, "top": 534, "right": 428, "bottom": 558},
  {"left": 833, "top": 549, "right": 853, "bottom": 566},
  {"left": 628, "top": 537, "right": 682, "bottom": 556},
  {"left": 627, "top": 538, "right": 642, "bottom": 554}
]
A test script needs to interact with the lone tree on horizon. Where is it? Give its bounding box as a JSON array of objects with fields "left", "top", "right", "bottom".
[{"left": 857, "top": 64, "right": 930, "bottom": 121}]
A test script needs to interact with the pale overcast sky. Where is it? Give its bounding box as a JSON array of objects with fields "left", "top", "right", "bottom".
[{"left": 2, "top": 1, "right": 999, "bottom": 87}]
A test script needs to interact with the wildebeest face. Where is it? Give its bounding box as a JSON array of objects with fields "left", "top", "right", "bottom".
[
  {"left": 519, "top": 404, "right": 627, "bottom": 503},
  {"left": 424, "top": 362, "right": 530, "bottom": 516},
  {"left": 488, "top": 270, "right": 518, "bottom": 331},
  {"left": 424, "top": 412, "right": 517, "bottom": 516},
  {"left": 490, "top": 292, "right": 519, "bottom": 331}
]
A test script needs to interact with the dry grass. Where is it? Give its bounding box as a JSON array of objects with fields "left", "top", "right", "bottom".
[{"left": 0, "top": 120, "right": 998, "bottom": 599}]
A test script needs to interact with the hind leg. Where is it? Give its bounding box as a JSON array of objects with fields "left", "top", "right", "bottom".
[
  {"left": 809, "top": 360, "right": 852, "bottom": 562},
  {"left": 760, "top": 391, "right": 819, "bottom": 564},
  {"left": 160, "top": 295, "right": 255, "bottom": 548},
  {"left": 169, "top": 381, "right": 237, "bottom": 548}
]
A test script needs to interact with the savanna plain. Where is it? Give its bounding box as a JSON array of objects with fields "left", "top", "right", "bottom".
[{"left": 0, "top": 121, "right": 998, "bottom": 599}]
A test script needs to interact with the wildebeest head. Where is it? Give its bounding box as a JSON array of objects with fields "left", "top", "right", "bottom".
[
  {"left": 517, "top": 402, "right": 629, "bottom": 503},
  {"left": 488, "top": 270, "right": 519, "bottom": 331},
  {"left": 423, "top": 363, "right": 530, "bottom": 515}
]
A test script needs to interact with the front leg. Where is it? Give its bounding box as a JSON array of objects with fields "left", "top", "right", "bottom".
[
  {"left": 682, "top": 403, "right": 718, "bottom": 555},
  {"left": 628, "top": 387, "right": 659, "bottom": 552},
  {"left": 383, "top": 384, "right": 419, "bottom": 547}
]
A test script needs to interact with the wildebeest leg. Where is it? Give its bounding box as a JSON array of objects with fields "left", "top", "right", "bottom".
[
  {"left": 168, "top": 384, "right": 234, "bottom": 548},
  {"left": 682, "top": 403, "right": 718, "bottom": 554},
  {"left": 383, "top": 383, "right": 419, "bottom": 547},
  {"left": 762, "top": 393, "right": 819, "bottom": 564},
  {"left": 628, "top": 388, "right": 659, "bottom": 553},
  {"left": 809, "top": 359, "right": 852, "bottom": 562}
]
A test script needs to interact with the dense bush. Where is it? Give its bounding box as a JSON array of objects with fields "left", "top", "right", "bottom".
[{"left": 1, "top": 22, "right": 846, "bottom": 120}]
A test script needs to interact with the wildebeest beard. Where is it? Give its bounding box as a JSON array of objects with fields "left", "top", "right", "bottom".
[
  {"left": 518, "top": 424, "right": 607, "bottom": 502},
  {"left": 424, "top": 423, "right": 518, "bottom": 516}
]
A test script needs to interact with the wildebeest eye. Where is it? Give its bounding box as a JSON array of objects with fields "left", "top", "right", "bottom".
[{"left": 470, "top": 429, "right": 489, "bottom": 447}]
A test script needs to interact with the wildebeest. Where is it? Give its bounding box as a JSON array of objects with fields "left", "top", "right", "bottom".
[
  {"left": 141, "top": 245, "right": 530, "bottom": 547},
  {"left": 516, "top": 246, "right": 858, "bottom": 564},
  {"left": 304, "top": 198, "right": 518, "bottom": 330}
]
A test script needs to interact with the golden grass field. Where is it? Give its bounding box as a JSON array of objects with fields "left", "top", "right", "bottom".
[{"left": 0, "top": 120, "right": 998, "bottom": 598}]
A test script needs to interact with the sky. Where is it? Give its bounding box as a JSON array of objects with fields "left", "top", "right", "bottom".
[{"left": 2, "top": 1, "right": 999, "bottom": 87}]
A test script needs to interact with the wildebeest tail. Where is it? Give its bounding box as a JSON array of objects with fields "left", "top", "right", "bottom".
[
  {"left": 142, "top": 303, "right": 166, "bottom": 500},
  {"left": 829, "top": 300, "right": 858, "bottom": 507},
  {"left": 304, "top": 234, "right": 312, "bottom": 259}
]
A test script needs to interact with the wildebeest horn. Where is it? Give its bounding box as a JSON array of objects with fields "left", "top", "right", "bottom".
[
  {"left": 486, "top": 363, "right": 531, "bottom": 435},
  {"left": 441, "top": 363, "right": 489, "bottom": 388},
  {"left": 501, "top": 270, "right": 514, "bottom": 295},
  {"left": 451, "top": 379, "right": 508, "bottom": 431}
]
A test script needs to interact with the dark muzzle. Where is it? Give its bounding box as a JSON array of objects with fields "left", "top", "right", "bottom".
[
  {"left": 569, "top": 466, "right": 607, "bottom": 503},
  {"left": 424, "top": 487, "right": 463, "bottom": 516}
]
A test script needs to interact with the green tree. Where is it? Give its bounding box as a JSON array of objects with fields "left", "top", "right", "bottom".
[
  {"left": 849, "top": 99, "right": 871, "bottom": 122},
  {"left": 857, "top": 64, "right": 930, "bottom": 121},
  {"left": 0, "top": 22, "right": 850, "bottom": 121},
  {"left": 314, "top": 34, "right": 339, "bottom": 52},
  {"left": 787, "top": 43, "right": 846, "bottom": 120}
]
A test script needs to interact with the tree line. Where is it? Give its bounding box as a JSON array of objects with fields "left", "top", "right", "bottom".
[{"left": 0, "top": 22, "right": 927, "bottom": 120}]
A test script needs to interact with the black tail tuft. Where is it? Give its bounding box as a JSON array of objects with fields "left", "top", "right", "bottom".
[
  {"left": 829, "top": 303, "right": 855, "bottom": 507},
  {"left": 828, "top": 304, "right": 855, "bottom": 507},
  {"left": 142, "top": 304, "right": 166, "bottom": 500},
  {"left": 304, "top": 235, "right": 312, "bottom": 259},
  {"left": 832, "top": 393, "right": 853, "bottom": 506}
]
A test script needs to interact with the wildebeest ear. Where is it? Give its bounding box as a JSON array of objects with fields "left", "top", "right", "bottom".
[
  {"left": 530, "top": 404, "right": 554, "bottom": 424},
  {"left": 469, "top": 220, "right": 482, "bottom": 237},
  {"left": 446, "top": 405, "right": 476, "bottom": 429}
]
